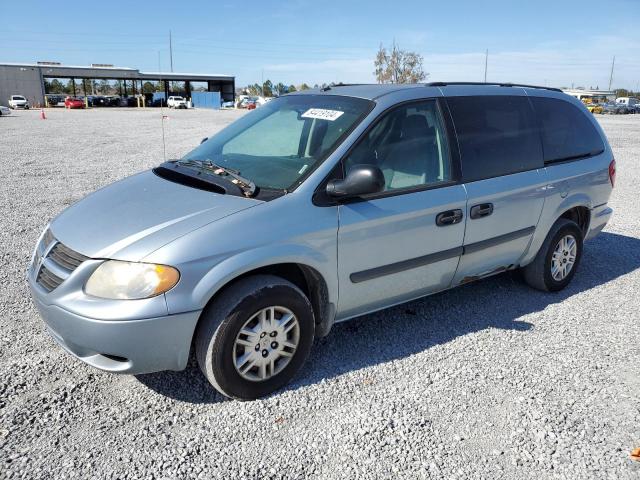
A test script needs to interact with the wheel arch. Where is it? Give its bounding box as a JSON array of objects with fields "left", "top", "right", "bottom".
[
  {"left": 521, "top": 196, "right": 592, "bottom": 267},
  {"left": 559, "top": 205, "right": 590, "bottom": 238},
  {"left": 193, "top": 259, "right": 336, "bottom": 340}
]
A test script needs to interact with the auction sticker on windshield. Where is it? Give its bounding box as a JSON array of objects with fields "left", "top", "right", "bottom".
[{"left": 301, "top": 108, "right": 344, "bottom": 121}]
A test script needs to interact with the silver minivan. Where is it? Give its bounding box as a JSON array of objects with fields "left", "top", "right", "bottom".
[{"left": 28, "top": 83, "right": 615, "bottom": 399}]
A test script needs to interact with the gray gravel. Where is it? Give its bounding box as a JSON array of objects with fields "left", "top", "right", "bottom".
[{"left": 1, "top": 108, "right": 639, "bottom": 479}]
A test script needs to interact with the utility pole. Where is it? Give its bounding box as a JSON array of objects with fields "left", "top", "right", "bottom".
[
  {"left": 608, "top": 55, "right": 615, "bottom": 91},
  {"left": 169, "top": 30, "right": 174, "bottom": 73},
  {"left": 484, "top": 49, "right": 488, "bottom": 83}
]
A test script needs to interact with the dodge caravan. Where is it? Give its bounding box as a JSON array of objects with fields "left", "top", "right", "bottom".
[{"left": 28, "top": 83, "right": 615, "bottom": 399}]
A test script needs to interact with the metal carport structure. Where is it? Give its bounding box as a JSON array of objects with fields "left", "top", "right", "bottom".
[{"left": 0, "top": 62, "right": 235, "bottom": 107}]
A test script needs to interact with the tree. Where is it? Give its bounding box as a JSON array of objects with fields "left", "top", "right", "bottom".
[
  {"left": 288, "top": 84, "right": 297, "bottom": 92},
  {"left": 374, "top": 42, "right": 427, "bottom": 84},
  {"left": 262, "top": 80, "right": 273, "bottom": 97},
  {"left": 45, "top": 79, "right": 65, "bottom": 94},
  {"left": 81, "top": 79, "right": 94, "bottom": 95},
  {"left": 142, "top": 82, "right": 156, "bottom": 94},
  {"left": 65, "top": 79, "right": 76, "bottom": 94},
  {"left": 97, "top": 79, "right": 111, "bottom": 94},
  {"left": 299, "top": 83, "right": 311, "bottom": 91},
  {"left": 273, "top": 82, "right": 286, "bottom": 96},
  {"left": 246, "top": 83, "right": 263, "bottom": 96}
]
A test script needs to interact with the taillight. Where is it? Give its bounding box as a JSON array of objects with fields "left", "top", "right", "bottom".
[{"left": 608, "top": 159, "right": 616, "bottom": 188}]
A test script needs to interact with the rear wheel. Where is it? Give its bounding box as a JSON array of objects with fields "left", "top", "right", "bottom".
[
  {"left": 195, "top": 275, "right": 315, "bottom": 400},
  {"left": 522, "top": 218, "right": 583, "bottom": 292}
]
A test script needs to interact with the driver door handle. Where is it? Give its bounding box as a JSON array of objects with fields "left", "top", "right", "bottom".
[{"left": 470, "top": 203, "right": 494, "bottom": 219}]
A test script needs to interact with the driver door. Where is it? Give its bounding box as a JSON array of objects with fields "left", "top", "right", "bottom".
[{"left": 336, "top": 99, "right": 467, "bottom": 320}]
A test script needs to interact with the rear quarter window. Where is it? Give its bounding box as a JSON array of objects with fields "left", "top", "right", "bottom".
[
  {"left": 529, "top": 97, "right": 604, "bottom": 163},
  {"left": 447, "top": 95, "right": 543, "bottom": 182}
]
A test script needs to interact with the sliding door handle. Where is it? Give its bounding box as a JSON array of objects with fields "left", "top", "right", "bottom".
[
  {"left": 436, "top": 209, "right": 464, "bottom": 226},
  {"left": 470, "top": 203, "right": 494, "bottom": 219}
]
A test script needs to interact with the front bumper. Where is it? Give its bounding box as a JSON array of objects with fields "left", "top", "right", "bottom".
[{"left": 30, "top": 292, "right": 201, "bottom": 374}]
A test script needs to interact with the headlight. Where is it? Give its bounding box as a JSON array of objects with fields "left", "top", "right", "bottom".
[{"left": 85, "top": 260, "right": 180, "bottom": 300}]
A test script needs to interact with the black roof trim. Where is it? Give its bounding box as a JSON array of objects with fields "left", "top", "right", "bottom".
[{"left": 426, "top": 81, "right": 562, "bottom": 93}]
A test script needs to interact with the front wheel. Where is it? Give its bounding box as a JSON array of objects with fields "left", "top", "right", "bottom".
[
  {"left": 521, "top": 218, "right": 583, "bottom": 292},
  {"left": 195, "top": 275, "right": 315, "bottom": 400}
]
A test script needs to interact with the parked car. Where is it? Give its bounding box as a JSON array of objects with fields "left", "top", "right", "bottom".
[
  {"left": 64, "top": 97, "right": 85, "bottom": 109},
  {"left": 585, "top": 103, "right": 604, "bottom": 114},
  {"left": 221, "top": 100, "right": 235, "bottom": 109},
  {"left": 237, "top": 96, "right": 262, "bottom": 109},
  {"left": 602, "top": 102, "right": 627, "bottom": 114},
  {"left": 91, "top": 96, "right": 109, "bottom": 107},
  {"left": 8, "top": 95, "right": 29, "bottom": 109},
  {"left": 27, "top": 83, "right": 615, "bottom": 400},
  {"left": 46, "top": 95, "right": 65, "bottom": 107},
  {"left": 148, "top": 97, "right": 167, "bottom": 107},
  {"left": 0, "top": 105, "right": 11, "bottom": 116},
  {"left": 105, "top": 96, "right": 121, "bottom": 107},
  {"left": 167, "top": 96, "right": 187, "bottom": 108}
]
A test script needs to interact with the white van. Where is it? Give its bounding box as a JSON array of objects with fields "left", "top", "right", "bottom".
[{"left": 615, "top": 97, "right": 639, "bottom": 106}]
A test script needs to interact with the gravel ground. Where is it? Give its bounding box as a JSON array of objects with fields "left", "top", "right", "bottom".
[{"left": 0, "top": 108, "right": 639, "bottom": 480}]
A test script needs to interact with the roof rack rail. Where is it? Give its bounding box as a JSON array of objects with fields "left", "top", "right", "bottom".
[
  {"left": 320, "top": 82, "right": 369, "bottom": 91},
  {"left": 426, "top": 81, "right": 562, "bottom": 93}
]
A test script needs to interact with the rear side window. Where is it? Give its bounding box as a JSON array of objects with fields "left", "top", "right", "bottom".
[
  {"left": 447, "top": 96, "right": 543, "bottom": 182},
  {"left": 529, "top": 97, "right": 604, "bottom": 163}
]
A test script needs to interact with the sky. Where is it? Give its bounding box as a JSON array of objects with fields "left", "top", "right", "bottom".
[{"left": 1, "top": 0, "right": 639, "bottom": 90}]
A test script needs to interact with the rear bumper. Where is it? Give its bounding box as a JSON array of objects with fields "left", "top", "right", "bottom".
[
  {"left": 586, "top": 204, "right": 613, "bottom": 240},
  {"left": 31, "top": 293, "right": 201, "bottom": 374}
]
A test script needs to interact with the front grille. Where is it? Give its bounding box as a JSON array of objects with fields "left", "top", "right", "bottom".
[
  {"left": 34, "top": 231, "right": 89, "bottom": 292},
  {"left": 37, "top": 265, "right": 64, "bottom": 292},
  {"left": 48, "top": 243, "right": 88, "bottom": 271}
]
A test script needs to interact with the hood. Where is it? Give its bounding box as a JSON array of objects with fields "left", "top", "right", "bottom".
[{"left": 51, "top": 170, "right": 261, "bottom": 261}]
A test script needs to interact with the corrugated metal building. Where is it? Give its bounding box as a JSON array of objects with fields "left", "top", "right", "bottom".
[{"left": 0, "top": 62, "right": 235, "bottom": 107}]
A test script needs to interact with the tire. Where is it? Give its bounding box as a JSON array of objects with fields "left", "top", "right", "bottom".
[
  {"left": 522, "top": 218, "right": 583, "bottom": 292},
  {"left": 195, "top": 275, "right": 315, "bottom": 400}
]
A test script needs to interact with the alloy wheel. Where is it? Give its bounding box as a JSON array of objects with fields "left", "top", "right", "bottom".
[
  {"left": 232, "top": 306, "right": 300, "bottom": 382},
  {"left": 551, "top": 234, "right": 577, "bottom": 281}
]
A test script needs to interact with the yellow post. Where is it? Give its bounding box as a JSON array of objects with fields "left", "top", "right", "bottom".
[
  {"left": 85, "top": 97, "right": 89, "bottom": 108},
  {"left": 44, "top": 96, "right": 49, "bottom": 108}
]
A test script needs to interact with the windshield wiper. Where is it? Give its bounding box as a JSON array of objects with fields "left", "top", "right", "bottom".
[{"left": 175, "top": 159, "right": 257, "bottom": 197}]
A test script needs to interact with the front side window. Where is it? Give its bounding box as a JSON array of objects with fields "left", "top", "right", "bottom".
[
  {"left": 447, "top": 95, "right": 543, "bottom": 182},
  {"left": 344, "top": 100, "right": 452, "bottom": 191},
  {"left": 184, "top": 95, "right": 373, "bottom": 190},
  {"left": 529, "top": 97, "right": 604, "bottom": 163}
]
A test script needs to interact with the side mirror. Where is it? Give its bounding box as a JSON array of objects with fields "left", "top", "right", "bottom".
[
  {"left": 200, "top": 137, "right": 208, "bottom": 144},
  {"left": 326, "top": 164, "right": 385, "bottom": 199}
]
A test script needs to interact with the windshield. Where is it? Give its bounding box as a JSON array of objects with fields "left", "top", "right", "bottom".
[{"left": 183, "top": 95, "right": 373, "bottom": 190}]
